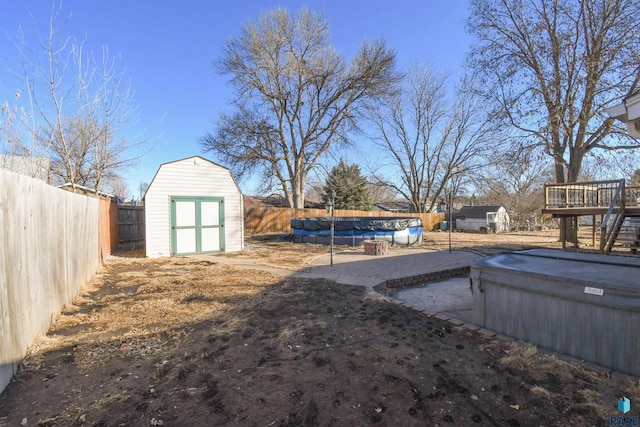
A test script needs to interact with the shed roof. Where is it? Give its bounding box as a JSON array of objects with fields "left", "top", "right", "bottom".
[
  {"left": 144, "top": 155, "right": 241, "bottom": 200},
  {"left": 457, "top": 205, "right": 504, "bottom": 218}
]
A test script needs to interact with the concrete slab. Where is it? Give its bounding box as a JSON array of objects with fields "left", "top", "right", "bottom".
[
  {"left": 392, "top": 277, "right": 473, "bottom": 323},
  {"left": 294, "top": 249, "right": 480, "bottom": 289}
]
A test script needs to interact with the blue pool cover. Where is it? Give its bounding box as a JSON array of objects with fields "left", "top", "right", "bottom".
[{"left": 290, "top": 217, "right": 423, "bottom": 246}]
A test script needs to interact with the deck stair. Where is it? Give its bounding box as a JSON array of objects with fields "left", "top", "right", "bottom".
[
  {"left": 615, "top": 218, "right": 640, "bottom": 254},
  {"left": 543, "top": 179, "right": 640, "bottom": 255}
]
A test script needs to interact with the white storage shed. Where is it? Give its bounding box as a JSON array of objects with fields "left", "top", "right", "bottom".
[
  {"left": 144, "top": 156, "right": 244, "bottom": 257},
  {"left": 456, "top": 205, "right": 510, "bottom": 233}
]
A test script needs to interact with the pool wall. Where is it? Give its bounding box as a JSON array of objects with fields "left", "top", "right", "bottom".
[
  {"left": 290, "top": 217, "right": 423, "bottom": 246},
  {"left": 471, "top": 249, "right": 640, "bottom": 376}
]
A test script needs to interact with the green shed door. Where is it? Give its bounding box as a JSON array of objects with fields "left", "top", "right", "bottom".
[{"left": 171, "top": 196, "right": 225, "bottom": 255}]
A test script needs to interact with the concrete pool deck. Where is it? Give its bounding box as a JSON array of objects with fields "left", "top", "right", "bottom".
[{"left": 392, "top": 277, "right": 474, "bottom": 323}]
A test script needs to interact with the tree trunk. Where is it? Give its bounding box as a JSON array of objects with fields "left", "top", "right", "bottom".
[
  {"left": 292, "top": 173, "right": 306, "bottom": 209},
  {"left": 554, "top": 159, "right": 578, "bottom": 244},
  {"left": 299, "top": 173, "right": 306, "bottom": 209},
  {"left": 556, "top": 150, "right": 584, "bottom": 245},
  {"left": 565, "top": 150, "right": 586, "bottom": 245},
  {"left": 293, "top": 190, "right": 304, "bottom": 209}
]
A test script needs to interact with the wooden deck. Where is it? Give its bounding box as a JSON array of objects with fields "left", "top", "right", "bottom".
[
  {"left": 543, "top": 180, "right": 640, "bottom": 254},
  {"left": 544, "top": 180, "right": 640, "bottom": 217},
  {"left": 542, "top": 205, "right": 640, "bottom": 217}
]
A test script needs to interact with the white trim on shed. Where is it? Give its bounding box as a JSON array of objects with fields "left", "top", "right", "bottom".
[{"left": 144, "top": 156, "right": 244, "bottom": 257}]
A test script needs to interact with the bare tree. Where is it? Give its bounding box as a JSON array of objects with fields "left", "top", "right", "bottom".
[
  {"left": 475, "top": 147, "right": 553, "bottom": 229},
  {"left": 43, "top": 115, "right": 96, "bottom": 186},
  {"left": 468, "top": 0, "right": 640, "bottom": 240},
  {"left": 15, "top": 2, "right": 140, "bottom": 191},
  {"left": 367, "top": 66, "right": 495, "bottom": 213},
  {"left": 579, "top": 149, "right": 640, "bottom": 182},
  {"left": 1, "top": 91, "right": 24, "bottom": 157},
  {"left": 200, "top": 7, "right": 399, "bottom": 208},
  {"left": 0, "top": 92, "right": 50, "bottom": 180},
  {"left": 104, "top": 175, "right": 129, "bottom": 199},
  {"left": 366, "top": 182, "right": 397, "bottom": 204},
  {"left": 75, "top": 46, "right": 138, "bottom": 191}
]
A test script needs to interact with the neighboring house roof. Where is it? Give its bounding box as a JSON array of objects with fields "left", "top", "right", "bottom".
[
  {"left": 374, "top": 200, "right": 415, "bottom": 213},
  {"left": 58, "top": 183, "right": 116, "bottom": 198},
  {"left": 243, "top": 194, "right": 324, "bottom": 209},
  {"left": 457, "top": 205, "right": 504, "bottom": 219},
  {"left": 0, "top": 155, "right": 50, "bottom": 182},
  {"left": 244, "top": 195, "right": 290, "bottom": 208}
]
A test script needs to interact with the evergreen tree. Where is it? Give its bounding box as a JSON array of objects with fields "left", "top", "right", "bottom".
[{"left": 323, "top": 160, "right": 373, "bottom": 211}]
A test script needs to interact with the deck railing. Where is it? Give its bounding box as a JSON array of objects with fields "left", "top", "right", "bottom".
[
  {"left": 543, "top": 180, "right": 640, "bottom": 209},
  {"left": 628, "top": 186, "right": 640, "bottom": 206}
]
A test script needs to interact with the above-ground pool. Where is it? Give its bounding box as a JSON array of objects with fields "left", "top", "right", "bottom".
[{"left": 290, "top": 217, "right": 423, "bottom": 246}]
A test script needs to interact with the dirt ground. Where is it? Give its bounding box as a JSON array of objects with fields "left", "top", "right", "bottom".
[{"left": 1, "top": 230, "right": 639, "bottom": 426}]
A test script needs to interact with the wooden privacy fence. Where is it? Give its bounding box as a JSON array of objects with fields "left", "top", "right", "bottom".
[
  {"left": 117, "top": 205, "right": 145, "bottom": 248},
  {"left": 97, "top": 204, "right": 145, "bottom": 255},
  {"left": 0, "top": 169, "right": 101, "bottom": 393},
  {"left": 244, "top": 207, "right": 445, "bottom": 236}
]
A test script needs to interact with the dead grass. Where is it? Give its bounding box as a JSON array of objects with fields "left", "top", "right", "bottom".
[
  {"left": 421, "top": 229, "right": 567, "bottom": 253},
  {"left": 500, "top": 342, "right": 540, "bottom": 371},
  {"left": 216, "top": 239, "right": 333, "bottom": 269},
  {"left": 278, "top": 319, "right": 328, "bottom": 345},
  {"left": 5, "top": 234, "right": 639, "bottom": 427},
  {"left": 530, "top": 385, "right": 553, "bottom": 399},
  {"left": 499, "top": 341, "right": 593, "bottom": 383},
  {"left": 25, "top": 259, "right": 283, "bottom": 372},
  {"left": 577, "top": 389, "right": 610, "bottom": 419},
  {"left": 621, "top": 378, "right": 640, "bottom": 403},
  {"left": 30, "top": 232, "right": 604, "bottom": 376}
]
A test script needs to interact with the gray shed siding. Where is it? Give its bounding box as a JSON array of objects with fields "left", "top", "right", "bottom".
[{"left": 144, "top": 156, "right": 243, "bottom": 257}]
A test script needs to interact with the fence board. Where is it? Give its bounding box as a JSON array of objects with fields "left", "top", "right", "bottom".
[
  {"left": 0, "top": 169, "right": 100, "bottom": 393},
  {"left": 98, "top": 199, "right": 118, "bottom": 259},
  {"left": 244, "top": 207, "right": 444, "bottom": 235}
]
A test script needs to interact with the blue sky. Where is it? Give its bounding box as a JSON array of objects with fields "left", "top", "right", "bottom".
[{"left": 0, "top": 0, "right": 473, "bottom": 198}]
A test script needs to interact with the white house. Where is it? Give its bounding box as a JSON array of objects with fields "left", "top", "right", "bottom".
[
  {"left": 456, "top": 205, "right": 510, "bottom": 233},
  {"left": 606, "top": 91, "right": 640, "bottom": 138},
  {"left": 144, "top": 156, "right": 244, "bottom": 257},
  {"left": 0, "top": 155, "right": 50, "bottom": 182}
]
